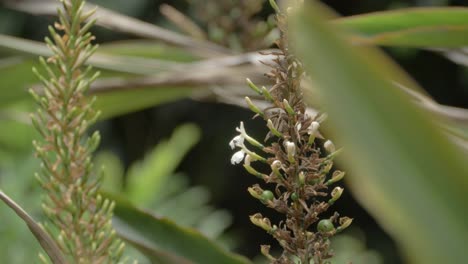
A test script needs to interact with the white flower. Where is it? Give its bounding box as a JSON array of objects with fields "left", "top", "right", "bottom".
[
  {"left": 231, "top": 150, "right": 246, "bottom": 165},
  {"left": 236, "top": 121, "right": 246, "bottom": 136},
  {"left": 229, "top": 135, "right": 244, "bottom": 150},
  {"left": 307, "top": 121, "right": 320, "bottom": 136},
  {"left": 285, "top": 141, "right": 296, "bottom": 157},
  {"left": 235, "top": 121, "right": 264, "bottom": 149},
  {"left": 324, "top": 140, "right": 336, "bottom": 153}
]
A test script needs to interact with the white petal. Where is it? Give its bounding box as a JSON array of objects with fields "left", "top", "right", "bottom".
[
  {"left": 231, "top": 150, "right": 245, "bottom": 165},
  {"left": 229, "top": 140, "right": 235, "bottom": 149},
  {"left": 324, "top": 140, "right": 336, "bottom": 153},
  {"left": 236, "top": 121, "right": 246, "bottom": 135},
  {"left": 285, "top": 141, "right": 296, "bottom": 157},
  {"left": 229, "top": 135, "right": 244, "bottom": 149},
  {"left": 307, "top": 121, "right": 320, "bottom": 135}
]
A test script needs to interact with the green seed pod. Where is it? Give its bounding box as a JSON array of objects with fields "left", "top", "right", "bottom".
[
  {"left": 317, "top": 219, "right": 335, "bottom": 233},
  {"left": 261, "top": 190, "right": 275, "bottom": 202}
]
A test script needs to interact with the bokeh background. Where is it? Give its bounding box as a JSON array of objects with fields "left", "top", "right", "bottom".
[{"left": 0, "top": 0, "right": 467, "bottom": 263}]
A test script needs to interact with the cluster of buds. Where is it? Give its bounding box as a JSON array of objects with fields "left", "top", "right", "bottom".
[{"left": 230, "top": 1, "right": 351, "bottom": 263}]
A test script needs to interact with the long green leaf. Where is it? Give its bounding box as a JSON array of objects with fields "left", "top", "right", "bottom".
[
  {"left": 109, "top": 194, "right": 251, "bottom": 264},
  {"left": 0, "top": 190, "right": 66, "bottom": 263},
  {"left": 335, "top": 7, "right": 468, "bottom": 47},
  {"left": 291, "top": 2, "right": 468, "bottom": 263}
]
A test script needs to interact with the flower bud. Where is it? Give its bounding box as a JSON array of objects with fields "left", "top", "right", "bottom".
[
  {"left": 246, "top": 78, "right": 262, "bottom": 94},
  {"left": 285, "top": 141, "right": 296, "bottom": 163},
  {"left": 245, "top": 96, "right": 264, "bottom": 117},
  {"left": 269, "top": 0, "right": 280, "bottom": 13},
  {"left": 324, "top": 140, "right": 336, "bottom": 153},
  {"left": 271, "top": 160, "right": 284, "bottom": 180},
  {"left": 308, "top": 121, "right": 320, "bottom": 145},
  {"left": 298, "top": 171, "right": 306, "bottom": 186},
  {"left": 261, "top": 86, "right": 273, "bottom": 102},
  {"left": 267, "top": 119, "right": 282, "bottom": 137},
  {"left": 282, "top": 99, "right": 296, "bottom": 116}
]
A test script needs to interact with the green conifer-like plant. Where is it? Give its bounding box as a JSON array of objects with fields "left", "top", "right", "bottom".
[
  {"left": 230, "top": 2, "right": 352, "bottom": 263},
  {"left": 30, "top": 0, "right": 124, "bottom": 262}
]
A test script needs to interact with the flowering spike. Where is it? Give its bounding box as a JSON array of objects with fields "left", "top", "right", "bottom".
[
  {"left": 230, "top": 2, "right": 350, "bottom": 262},
  {"left": 30, "top": 0, "right": 124, "bottom": 261}
]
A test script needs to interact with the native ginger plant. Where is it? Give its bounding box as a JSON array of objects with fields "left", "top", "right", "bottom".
[
  {"left": 2, "top": 0, "right": 468, "bottom": 263},
  {"left": 14, "top": 0, "right": 349, "bottom": 263},
  {"left": 29, "top": 0, "right": 124, "bottom": 262},
  {"left": 230, "top": 2, "right": 352, "bottom": 263}
]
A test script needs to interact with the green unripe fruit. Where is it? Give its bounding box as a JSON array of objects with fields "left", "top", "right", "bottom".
[
  {"left": 261, "top": 190, "right": 274, "bottom": 202},
  {"left": 317, "top": 219, "right": 335, "bottom": 233},
  {"left": 291, "top": 192, "right": 299, "bottom": 201}
]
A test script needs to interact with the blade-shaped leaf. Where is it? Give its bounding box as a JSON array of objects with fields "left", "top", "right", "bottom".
[
  {"left": 291, "top": 2, "right": 468, "bottom": 264},
  {"left": 0, "top": 190, "right": 66, "bottom": 264},
  {"left": 108, "top": 194, "right": 252, "bottom": 264},
  {"left": 335, "top": 7, "right": 468, "bottom": 47}
]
